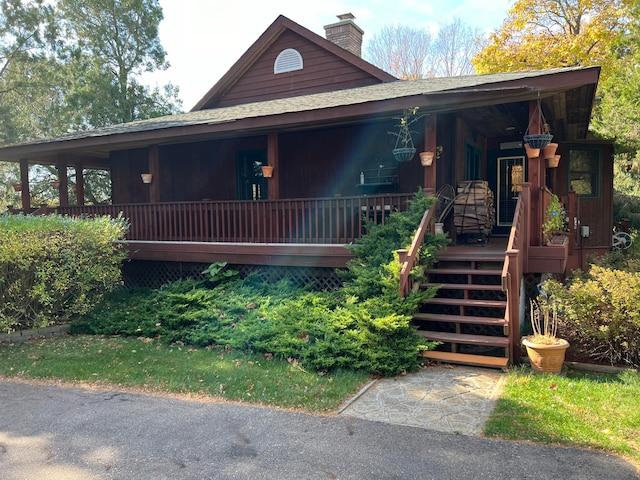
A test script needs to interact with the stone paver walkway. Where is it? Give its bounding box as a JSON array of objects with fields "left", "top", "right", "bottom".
[{"left": 340, "top": 364, "right": 505, "bottom": 436}]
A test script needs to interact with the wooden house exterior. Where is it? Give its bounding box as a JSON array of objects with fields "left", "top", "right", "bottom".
[{"left": 0, "top": 14, "right": 613, "bottom": 367}]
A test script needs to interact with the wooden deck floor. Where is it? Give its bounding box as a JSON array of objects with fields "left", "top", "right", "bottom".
[{"left": 437, "top": 236, "right": 509, "bottom": 262}]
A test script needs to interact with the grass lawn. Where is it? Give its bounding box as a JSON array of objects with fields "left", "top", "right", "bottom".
[
  {"left": 0, "top": 335, "right": 370, "bottom": 412},
  {"left": 485, "top": 366, "right": 640, "bottom": 469}
]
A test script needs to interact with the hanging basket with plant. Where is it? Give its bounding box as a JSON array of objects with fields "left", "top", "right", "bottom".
[
  {"left": 523, "top": 98, "right": 553, "bottom": 149},
  {"left": 389, "top": 107, "right": 424, "bottom": 162}
]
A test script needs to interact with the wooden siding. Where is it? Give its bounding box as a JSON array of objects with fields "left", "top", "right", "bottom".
[
  {"left": 214, "top": 30, "right": 383, "bottom": 108},
  {"left": 108, "top": 124, "right": 426, "bottom": 205}
]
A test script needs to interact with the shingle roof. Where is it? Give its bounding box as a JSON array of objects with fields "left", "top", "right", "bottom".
[{"left": 2, "top": 67, "right": 596, "bottom": 149}]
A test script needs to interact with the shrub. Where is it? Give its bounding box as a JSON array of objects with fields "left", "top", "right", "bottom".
[
  {"left": 0, "top": 214, "right": 128, "bottom": 332},
  {"left": 75, "top": 191, "right": 446, "bottom": 376},
  {"left": 545, "top": 266, "right": 640, "bottom": 367}
]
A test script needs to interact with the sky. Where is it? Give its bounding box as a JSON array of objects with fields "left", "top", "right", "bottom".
[{"left": 148, "top": 0, "right": 513, "bottom": 110}]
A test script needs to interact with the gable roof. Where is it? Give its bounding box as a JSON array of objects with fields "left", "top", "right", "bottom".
[
  {"left": 0, "top": 66, "right": 600, "bottom": 165},
  {"left": 190, "top": 14, "right": 396, "bottom": 111}
]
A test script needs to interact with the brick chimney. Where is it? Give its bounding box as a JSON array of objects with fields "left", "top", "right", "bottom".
[{"left": 324, "top": 13, "right": 363, "bottom": 57}]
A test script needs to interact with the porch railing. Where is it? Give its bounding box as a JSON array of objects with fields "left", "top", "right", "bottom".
[
  {"left": 54, "top": 194, "right": 414, "bottom": 244},
  {"left": 397, "top": 207, "right": 435, "bottom": 298},
  {"left": 501, "top": 182, "right": 530, "bottom": 363}
]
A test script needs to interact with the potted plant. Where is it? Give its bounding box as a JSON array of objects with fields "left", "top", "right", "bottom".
[
  {"left": 522, "top": 296, "right": 569, "bottom": 374},
  {"left": 542, "top": 194, "right": 568, "bottom": 245},
  {"left": 389, "top": 107, "right": 423, "bottom": 162}
]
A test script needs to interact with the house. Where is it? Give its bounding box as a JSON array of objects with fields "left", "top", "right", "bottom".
[{"left": 0, "top": 14, "right": 612, "bottom": 367}]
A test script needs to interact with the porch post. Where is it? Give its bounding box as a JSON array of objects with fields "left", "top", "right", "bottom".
[
  {"left": 75, "top": 162, "right": 85, "bottom": 206},
  {"left": 19, "top": 158, "right": 30, "bottom": 210},
  {"left": 267, "top": 132, "right": 279, "bottom": 200},
  {"left": 148, "top": 145, "right": 160, "bottom": 203},
  {"left": 423, "top": 114, "right": 437, "bottom": 196},
  {"left": 57, "top": 157, "right": 69, "bottom": 207},
  {"left": 527, "top": 99, "right": 545, "bottom": 246}
]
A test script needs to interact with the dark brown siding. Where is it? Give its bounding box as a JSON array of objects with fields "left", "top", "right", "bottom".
[
  {"left": 278, "top": 122, "right": 425, "bottom": 199},
  {"left": 111, "top": 148, "right": 149, "bottom": 204},
  {"left": 551, "top": 142, "right": 613, "bottom": 249},
  {"left": 214, "top": 30, "right": 384, "bottom": 108}
]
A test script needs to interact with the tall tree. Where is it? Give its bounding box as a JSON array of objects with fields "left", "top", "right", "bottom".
[
  {"left": 58, "top": 0, "right": 181, "bottom": 128},
  {"left": 366, "top": 19, "right": 483, "bottom": 79},
  {"left": 432, "top": 18, "right": 481, "bottom": 77},
  {"left": 366, "top": 24, "right": 433, "bottom": 79},
  {"left": 472, "top": 0, "right": 631, "bottom": 78}
]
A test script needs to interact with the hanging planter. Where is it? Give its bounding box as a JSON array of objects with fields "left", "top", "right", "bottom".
[
  {"left": 546, "top": 154, "right": 561, "bottom": 168},
  {"left": 419, "top": 151, "right": 434, "bottom": 166},
  {"left": 524, "top": 143, "right": 540, "bottom": 159},
  {"left": 141, "top": 173, "right": 153, "bottom": 184},
  {"left": 261, "top": 165, "right": 274, "bottom": 178},
  {"left": 13, "top": 183, "right": 22, "bottom": 192},
  {"left": 523, "top": 98, "right": 553, "bottom": 149},
  {"left": 389, "top": 107, "right": 422, "bottom": 163},
  {"left": 542, "top": 142, "right": 558, "bottom": 160},
  {"left": 50, "top": 180, "right": 60, "bottom": 189}
]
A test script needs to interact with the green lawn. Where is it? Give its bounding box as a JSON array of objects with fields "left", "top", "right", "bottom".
[
  {"left": 485, "top": 366, "right": 640, "bottom": 469},
  {"left": 0, "top": 335, "right": 369, "bottom": 412}
]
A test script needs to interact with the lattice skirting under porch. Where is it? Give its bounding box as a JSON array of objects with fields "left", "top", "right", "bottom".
[{"left": 122, "top": 260, "right": 344, "bottom": 291}]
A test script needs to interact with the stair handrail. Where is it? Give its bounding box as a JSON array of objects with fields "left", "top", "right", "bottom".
[
  {"left": 398, "top": 206, "right": 435, "bottom": 298},
  {"left": 501, "top": 182, "right": 530, "bottom": 364}
]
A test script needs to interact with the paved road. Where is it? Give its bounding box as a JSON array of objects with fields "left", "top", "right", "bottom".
[{"left": 0, "top": 380, "right": 637, "bottom": 480}]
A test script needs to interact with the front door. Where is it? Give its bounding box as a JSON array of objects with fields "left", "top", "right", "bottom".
[
  {"left": 488, "top": 148, "right": 526, "bottom": 235},
  {"left": 236, "top": 150, "right": 267, "bottom": 200}
]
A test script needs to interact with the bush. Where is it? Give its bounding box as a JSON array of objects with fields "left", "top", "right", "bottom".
[
  {"left": 545, "top": 265, "right": 640, "bottom": 367},
  {"left": 75, "top": 191, "right": 447, "bottom": 376},
  {"left": 0, "top": 214, "right": 128, "bottom": 332}
]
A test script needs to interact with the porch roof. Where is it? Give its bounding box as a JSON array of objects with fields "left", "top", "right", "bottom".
[{"left": 0, "top": 66, "right": 600, "bottom": 165}]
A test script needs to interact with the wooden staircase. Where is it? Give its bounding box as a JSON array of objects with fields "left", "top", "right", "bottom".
[{"left": 414, "top": 246, "right": 510, "bottom": 369}]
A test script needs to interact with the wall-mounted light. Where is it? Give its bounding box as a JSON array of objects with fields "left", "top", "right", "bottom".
[
  {"left": 261, "top": 165, "right": 274, "bottom": 178},
  {"left": 141, "top": 173, "right": 153, "bottom": 184}
]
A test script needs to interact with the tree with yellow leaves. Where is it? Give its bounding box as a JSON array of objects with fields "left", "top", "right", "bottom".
[{"left": 472, "top": 0, "right": 632, "bottom": 79}]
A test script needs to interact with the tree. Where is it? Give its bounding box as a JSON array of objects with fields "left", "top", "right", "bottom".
[
  {"left": 472, "top": 0, "right": 631, "bottom": 78},
  {"left": 366, "top": 24, "right": 433, "bottom": 79},
  {"left": 432, "top": 18, "right": 481, "bottom": 77},
  {"left": 366, "top": 19, "right": 483, "bottom": 79},
  {"left": 58, "top": 0, "right": 181, "bottom": 127}
]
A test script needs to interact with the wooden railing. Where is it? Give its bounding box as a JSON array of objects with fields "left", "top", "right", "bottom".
[
  {"left": 397, "top": 207, "right": 435, "bottom": 298},
  {"left": 54, "top": 194, "right": 414, "bottom": 244},
  {"left": 501, "top": 182, "right": 530, "bottom": 364}
]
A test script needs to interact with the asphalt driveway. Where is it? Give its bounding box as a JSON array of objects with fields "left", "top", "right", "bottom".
[{"left": 0, "top": 380, "right": 637, "bottom": 480}]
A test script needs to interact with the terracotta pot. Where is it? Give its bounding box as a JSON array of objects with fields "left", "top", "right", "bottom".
[
  {"left": 419, "top": 151, "right": 434, "bottom": 166},
  {"left": 524, "top": 143, "right": 540, "bottom": 159},
  {"left": 141, "top": 173, "right": 153, "bottom": 184},
  {"left": 542, "top": 142, "right": 558, "bottom": 159},
  {"left": 522, "top": 337, "right": 569, "bottom": 374},
  {"left": 261, "top": 165, "right": 274, "bottom": 178},
  {"left": 546, "top": 154, "right": 560, "bottom": 168},
  {"left": 50, "top": 180, "right": 60, "bottom": 189},
  {"left": 13, "top": 183, "right": 22, "bottom": 192}
]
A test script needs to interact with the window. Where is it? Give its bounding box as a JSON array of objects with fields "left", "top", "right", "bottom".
[
  {"left": 274, "top": 48, "right": 303, "bottom": 74},
  {"left": 568, "top": 149, "right": 600, "bottom": 198}
]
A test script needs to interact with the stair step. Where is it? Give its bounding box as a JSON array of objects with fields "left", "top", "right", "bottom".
[
  {"left": 425, "top": 268, "right": 502, "bottom": 276},
  {"left": 426, "top": 298, "right": 507, "bottom": 309},
  {"left": 416, "top": 330, "right": 509, "bottom": 347},
  {"left": 436, "top": 252, "right": 506, "bottom": 262},
  {"left": 420, "top": 351, "right": 509, "bottom": 369},
  {"left": 424, "top": 283, "right": 503, "bottom": 291},
  {"left": 413, "top": 313, "right": 507, "bottom": 327}
]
